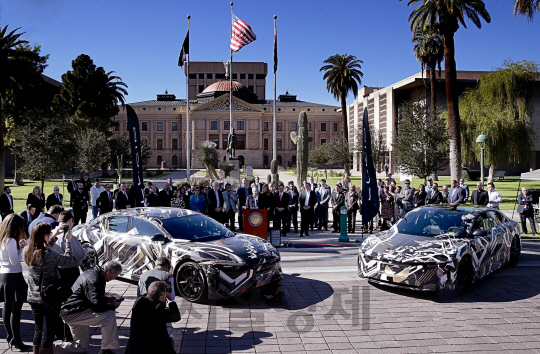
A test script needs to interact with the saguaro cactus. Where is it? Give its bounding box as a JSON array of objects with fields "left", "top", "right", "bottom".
[
  {"left": 270, "top": 159, "right": 279, "bottom": 185},
  {"left": 290, "top": 111, "right": 312, "bottom": 187}
]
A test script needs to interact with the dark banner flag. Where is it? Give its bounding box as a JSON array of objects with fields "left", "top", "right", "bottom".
[
  {"left": 178, "top": 30, "right": 189, "bottom": 67},
  {"left": 126, "top": 105, "right": 145, "bottom": 207},
  {"left": 361, "top": 107, "right": 379, "bottom": 225}
]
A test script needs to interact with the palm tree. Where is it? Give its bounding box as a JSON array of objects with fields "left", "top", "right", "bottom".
[
  {"left": 514, "top": 0, "right": 540, "bottom": 20},
  {"left": 412, "top": 27, "right": 444, "bottom": 117},
  {"left": 406, "top": 0, "right": 491, "bottom": 181},
  {"left": 0, "top": 26, "right": 44, "bottom": 191},
  {"left": 320, "top": 54, "right": 363, "bottom": 144},
  {"left": 105, "top": 71, "right": 128, "bottom": 107}
]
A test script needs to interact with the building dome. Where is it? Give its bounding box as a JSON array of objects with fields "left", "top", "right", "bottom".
[{"left": 202, "top": 80, "right": 253, "bottom": 95}]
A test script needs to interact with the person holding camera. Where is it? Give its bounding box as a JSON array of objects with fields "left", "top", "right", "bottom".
[{"left": 59, "top": 261, "right": 123, "bottom": 354}]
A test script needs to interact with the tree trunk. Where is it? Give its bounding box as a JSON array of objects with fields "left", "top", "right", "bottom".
[
  {"left": 13, "top": 152, "right": 23, "bottom": 186},
  {"left": 340, "top": 92, "right": 349, "bottom": 143},
  {"left": 101, "top": 162, "right": 110, "bottom": 177},
  {"left": 444, "top": 31, "right": 462, "bottom": 181},
  {"left": 41, "top": 178, "right": 45, "bottom": 193},
  {"left": 429, "top": 65, "right": 437, "bottom": 119},
  {"left": 487, "top": 164, "right": 495, "bottom": 184}
]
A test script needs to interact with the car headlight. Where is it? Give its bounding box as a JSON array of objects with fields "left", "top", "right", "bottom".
[{"left": 199, "top": 251, "right": 246, "bottom": 266}]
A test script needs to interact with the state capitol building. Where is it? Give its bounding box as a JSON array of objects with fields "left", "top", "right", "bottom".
[{"left": 112, "top": 61, "right": 341, "bottom": 169}]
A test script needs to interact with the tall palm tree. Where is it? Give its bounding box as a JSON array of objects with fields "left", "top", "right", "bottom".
[
  {"left": 0, "top": 26, "right": 44, "bottom": 191},
  {"left": 514, "top": 0, "right": 540, "bottom": 20},
  {"left": 412, "top": 27, "right": 444, "bottom": 117},
  {"left": 320, "top": 54, "right": 363, "bottom": 144},
  {"left": 406, "top": 0, "right": 491, "bottom": 181},
  {"left": 105, "top": 71, "right": 128, "bottom": 107}
]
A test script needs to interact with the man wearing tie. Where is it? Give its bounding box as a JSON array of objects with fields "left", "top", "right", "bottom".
[
  {"left": 97, "top": 184, "right": 114, "bottom": 214},
  {"left": 299, "top": 182, "right": 317, "bottom": 237},
  {"left": 222, "top": 183, "right": 238, "bottom": 231},
  {"left": 115, "top": 183, "right": 131, "bottom": 210},
  {"left": 287, "top": 181, "right": 299, "bottom": 234},
  {"left": 46, "top": 186, "right": 64, "bottom": 210},
  {"left": 425, "top": 183, "right": 443, "bottom": 205},
  {"left": 254, "top": 176, "right": 263, "bottom": 192},
  {"left": 158, "top": 183, "right": 173, "bottom": 207},
  {"left": 447, "top": 179, "right": 466, "bottom": 204},
  {"left": 274, "top": 184, "right": 290, "bottom": 236},
  {"left": 67, "top": 176, "right": 78, "bottom": 207},
  {"left": 72, "top": 183, "right": 89, "bottom": 225},
  {"left": 401, "top": 179, "right": 415, "bottom": 216},
  {"left": 0, "top": 187, "right": 14, "bottom": 221},
  {"left": 207, "top": 181, "right": 224, "bottom": 222},
  {"left": 18, "top": 204, "right": 36, "bottom": 236},
  {"left": 459, "top": 178, "right": 470, "bottom": 203},
  {"left": 236, "top": 179, "right": 252, "bottom": 232}
]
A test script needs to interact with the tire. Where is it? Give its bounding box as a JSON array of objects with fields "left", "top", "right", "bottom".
[
  {"left": 508, "top": 235, "right": 521, "bottom": 266},
  {"left": 80, "top": 243, "right": 98, "bottom": 271},
  {"left": 437, "top": 257, "right": 473, "bottom": 300},
  {"left": 175, "top": 261, "right": 207, "bottom": 302}
]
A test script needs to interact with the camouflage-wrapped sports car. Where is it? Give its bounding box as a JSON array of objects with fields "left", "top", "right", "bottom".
[
  {"left": 73, "top": 208, "right": 282, "bottom": 302},
  {"left": 358, "top": 206, "right": 521, "bottom": 296}
]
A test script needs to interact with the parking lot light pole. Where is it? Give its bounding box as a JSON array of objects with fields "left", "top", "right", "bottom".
[{"left": 476, "top": 133, "right": 489, "bottom": 183}]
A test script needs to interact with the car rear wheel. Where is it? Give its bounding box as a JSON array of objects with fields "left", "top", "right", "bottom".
[
  {"left": 176, "top": 261, "right": 207, "bottom": 302},
  {"left": 508, "top": 236, "right": 521, "bottom": 266}
]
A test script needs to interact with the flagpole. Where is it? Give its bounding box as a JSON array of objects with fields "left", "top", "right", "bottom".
[
  {"left": 186, "top": 15, "right": 191, "bottom": 181},
  {"left": 228, "top": 2, "right": 234, "bottom": 162},
  {"left": 273, "top": 15, "right": 277, "bottom": 164}
]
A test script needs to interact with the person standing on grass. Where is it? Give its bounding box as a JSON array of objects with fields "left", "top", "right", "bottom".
[
  {"left": 46, "top": 186, "right": 64, "bottom": 211},
  {"left": 487, "top": 182, "right": 502, "bottom": 210},
  {"left": 90, "top": 179, "right": 105, "bottom": 220}
]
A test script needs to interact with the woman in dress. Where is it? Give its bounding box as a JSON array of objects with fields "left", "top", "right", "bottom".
[
  {"left": 380, "top": 186, "right": 394, "bottom": 230},
  {"left": 258, "top": 184, "right": 274, "bottom": 227},
  {"left": 189, "top": 187, "right": 206, "bottom": 213},
  {"left": 414, "top": 184, "right": 427, "bottom": 208},
  {"left": 27, "top": 186, "right": 46, "bottom": 214},
  {"left": 170, "top": 189, "right": 185, "bottom": 209},
  {"left": 0, "top": 214, "right": 30, "bottom": 351},
  {"left": 392, "top": 185, "right": 402, "bottom": 223},
  {"left": 24, "top": 222, "right": 74, "bottom": 354}
]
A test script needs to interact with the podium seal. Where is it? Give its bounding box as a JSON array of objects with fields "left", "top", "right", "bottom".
[{"left": 248, "top": 212, "right": 263, "bottom": 227}]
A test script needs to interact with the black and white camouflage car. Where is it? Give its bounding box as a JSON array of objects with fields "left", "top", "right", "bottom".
[
  {"left": 73, "top": 207, "right": 282, "bottom": 302},
  {"left": 358, "top": 205, "right": 521, "bottom": 296}
]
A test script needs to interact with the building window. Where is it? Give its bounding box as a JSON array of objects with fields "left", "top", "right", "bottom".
[
  {"left": 237, "top": 120, "right": 245, "bottom": 131},
  {"left": 291, "top": 123, "right": 297, "bottom": 131},
  {"left": 321, "top": 139, "right": 327, "bottom": 145},
  {"left": 333, "top": 122, "right": 338, "bottom": 132},
  {"left": 222, "top": 136, "right": 228, "bottom": 150},
  {"left": 277, "top": 122, "right": 282, "bottom": 131},
  {"left": 199, "top": 85, "right": 204, "bottom": 93},
  {"left": 157, "top": 122, "right": 163, "bottom": 131},
  {"left": 216, "top": 74, "right": 225, "bottom": 80},
  {"left": 277, "top": 155, "right": 282, "bottom": 165},
  {"left": 224, "top": 121, "right": 230, "bottom": 131},
  {"left": 321, "top": 123, "right": 327, "bottom": 132},
  {"left": 292, "top": 155, "right": 296, "bottom": 165},
  {"left": 157, "top": 139, "right": 163, "bottom": 150},
  {"left": 264, "top": 138, "right": 269, "bottom": 150},
  {"left": 189, "top": 74, "right": 196, "bottom": 79},
  {"left": 142, "top": 122, "right": 148, "bottom": 131},
  {"left": 263, "top": 122, "right": 269, "bottom": 131},
  {"left": 256, "top": 74, "right": 265, "bottom": 80},
  {"left": 207, "top": 74, "right": 212, "bottom": 79},
  {"left": 309, "top": 123, "right": 312, "bottom": 131},
  {"left": 240, "top": 74, "right": 246, "bottom": 79},
  {"left": 157, "top": 155, "right": 163, "bottom": 165},
  {"left": 172, "top": 138, "right": 178, "bottom": 150},
  {"left": 198, "top": 73, "right": 204, "bottom": 79},
  {"left": 210, "top": 121, "right": 218, "bottom": 130},
  {"left": 237, "top": 137, "right": 245, "bottom": 149},
  {"left": 248, "top": 74, "right": 254, "bottom": 79},
  {"left": 264, "top": 155, "right": 269, "bottom": 166},
  {"left": 277, "top": 138, "right": 282, "bottom": 150},
  {"left": 232, "top": 74, "right": 237, "bottom": 79},
  {"left": 172, "top": 122, "right": 178, "bottom": 131},
  {"left": 172, "top": 155, "right": 178, "bottom": 166}
]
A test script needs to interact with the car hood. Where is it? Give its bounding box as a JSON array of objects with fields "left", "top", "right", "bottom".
[
  {"left": 183, "top": 234, "right": 280, "bottom": 266},
  {"left": 359, "top": 229, "right": 470, "bottom": 264}
]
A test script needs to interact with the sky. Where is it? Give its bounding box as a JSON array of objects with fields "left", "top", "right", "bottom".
[{"left": 2, "top": 0, "right": 540, "bottom": 106}]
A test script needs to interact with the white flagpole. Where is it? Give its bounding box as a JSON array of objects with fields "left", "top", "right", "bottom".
[
  {"left": 186, "top": 15, "right": 191, "bottom": 181},
  {"left": 273, "top": 15, "right": 277, "bottom": 163},
  {"left": 228, "top": 2, "right": 234, "bottom": 161}
]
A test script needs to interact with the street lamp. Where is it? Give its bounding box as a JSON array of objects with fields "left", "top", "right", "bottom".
[{"left": 476, "top": 132, "right": 489, "bottom": 183}]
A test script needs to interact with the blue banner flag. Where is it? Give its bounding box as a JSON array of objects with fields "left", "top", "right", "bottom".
[
  {"left": 361, "top": 107, "right": 379, "bottom": 225},
  {"left": 126, "top": 105, "right": 145, "bottom": 207}
]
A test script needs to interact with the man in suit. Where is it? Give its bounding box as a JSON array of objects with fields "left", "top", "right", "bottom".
[
  {"left": 316, "top": 179, "right": 331, "bottom": 231},
  {"left": 401, "top": 180, "right": 415, "bottom": 216},
  {"left": 0, "top": 186, "right": 14, "bottom": 221},
  {"left": 145, "top": 185, "right": 160, "bottom": 207},
  {"left": 425, "top": 183, "right": 443, "bottom": 205},
  {"left": 236, "top": 179, "right": 252, "bottom": 232},
  {"left": 254, "top": 176, "right": 263, "bottom": 192},
  {"left": 166, "top": 178, "right": 177, "bottom": 193},
  {"left": 18, "top": 204, "right": 36, "bottom": 237},
  {"left": 331, "top": 184, "right": 346, "bottom": 233},
  {"left": 97, "top": 184, "right": 115, "bottom": 215},
  {"left": 222, "top": 183, "right": 238, "bottom": 231},
  {"left": 115, "top": 183, "right": 131, "bottom": 210},
  {"left": 299, "top": 182, "right": 317, "bottom": 237},
  {"left": 448, "top": 179, "right": 466, "bottom": 204},
  {"left": 245, "top": 187, "right": 260, "bottom": 209},
  {"left": 287, "top": 181, "right": 299, "bottom": 233},
  {"left": 72, "top": 183, "right": 89, "bottom": 225},
  {"left": 67, "top": 176, "right": 78, "bottom": 207},
  {"left": 518, "top": 187, "right": 537, "bottom": 235},
  {"left": 80, "top": 175, "right": 92, "bottom": 199},
  {"left": 274, "top": 184, "right": 290, "bottom": 236},
  {"left": 207, "top": 181, "right": 224, "bottom": 222},
  {"left": 459, "top": 178, "right": 470, "bottom": 203},
  {"left": 159, "top": 183, "right": 173, "bottom": 207},
  {"left": 46, "top": 186, "right": 64, "bottom": 210},
  {"left": 470, "top": 182, "right": 489, "bottom": 206}
]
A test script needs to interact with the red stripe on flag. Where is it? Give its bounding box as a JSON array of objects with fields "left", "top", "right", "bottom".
[{"left": 230, "top": 13, "right": 256, "bottom": 52}]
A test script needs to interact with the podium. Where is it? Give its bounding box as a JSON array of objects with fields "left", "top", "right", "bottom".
[{"left": 243, "top": 209, "right": 268, "bottom": 240}]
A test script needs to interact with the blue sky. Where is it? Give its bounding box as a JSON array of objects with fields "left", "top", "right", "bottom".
[{"left": 3, "top": 0, "right": 539, "bottom": 106}]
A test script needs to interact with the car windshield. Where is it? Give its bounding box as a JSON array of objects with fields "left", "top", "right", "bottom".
[
  {"left": 161, "top": 214, "right": 235, "bottom": 241},
  {"left": 394, "top": 208, "right": 469, "bottom": 237}
]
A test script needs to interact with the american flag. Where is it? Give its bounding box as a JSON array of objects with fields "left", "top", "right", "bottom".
[{"left": 230, "top": 12, "right": 256, "bottom": 52}]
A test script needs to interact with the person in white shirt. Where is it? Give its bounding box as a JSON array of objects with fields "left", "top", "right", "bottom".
[
  {"left": 487, "top": 182, "right": 503, "bottom": 209},
  {"left": 0, "top": 214, "right": 31, "bottom": 351},
  {"left": 90, "top": 178, "right": 105, "bottom": 220}
]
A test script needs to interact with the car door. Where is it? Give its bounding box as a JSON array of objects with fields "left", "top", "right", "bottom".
[
  {"left": 469, "top": 213, "right": 493, "bottom": 277},
  {"left": 488, "top": 210, "right": 510, "bottom": 267},
  {"left": 104, "top": 216, "right": 131, "bottom": 267},
  {"left": 121, "top": 217, "right": 169, "bottom": 279}
]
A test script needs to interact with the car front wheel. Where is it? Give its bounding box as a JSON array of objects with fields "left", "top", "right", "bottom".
[
  {"left": 508, "top": 236, "right": 521, "bottom": 266},
  {"left": 437, "top": 257, "right": 473, "bottom": 300},
  {"left": 176, "top": 261, "right": 207, "bottom": 302}
]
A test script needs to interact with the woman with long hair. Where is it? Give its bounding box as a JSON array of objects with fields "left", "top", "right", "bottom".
[
  {"left": 27, "top": 186, "right": 46, "bottom": 215},
  {"left": 0, "top": 214, "right": 30, "bottom": 351},
  {"left": 170, "top": 189, "right": 185, "bottom": 209},
  {"left": 190, "top": 186, "right": 206, "bottom": 213},
  {"left": 380, "top": 186, "right": 394, "bottom": 230},
  {"left": 414, "top": 184, "right": 427, "bottom": 208},
  {"left": 24, "top": 222, "right": 74, "bottom": 354},
  {"left": 258, "top": 184, "right": 274, "bottom": 227}
]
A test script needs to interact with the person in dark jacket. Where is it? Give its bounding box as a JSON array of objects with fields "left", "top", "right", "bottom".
[
  {"left": 207, "top": 181, "right": 224, "bottom": 222},
  {"left": 299, "top": 182, "right": 317, "bottom": 236},
  {"left": 27, "top": 186, "right": 46, "bottom": 215},
  {"left": 0, "top": 186, "right": 14, "bottom": 221},
  {"left": 114, "top": 183, "right": 131, "bottom": 210},
  {"left": 60, "top": 261, "right": 122, "bottom": 354},
  {"left": 145, "top": 185, "right": 160, "bottom": 207},
  {"left": 414, "top": 184, "right": 427, "bottom": 208},
  {"left": 18, "top": 204, "right": 36, "bottom": 237},
  {"left": 346, "top": 185, "right": 360, "bottom": 233},
  {"left": 97, "top": 184, "right": 114, "bottom": 214},
  {"left": 331, "top": 184, "right": 346, "bottom": 233},
  {"left": 274, "top": 184, "right": 290, "bottom": 236},
  {"left": 425, "top": 183, "right": 443, "bottom": 205},
  {"left": 287, "top": 182, "right": 299, "bottom": 234},
  {"left": 72, "top": 183, "right": 89, "bottom": 226},
  {"left": 67, "top": 176, "right": 78, "bottom": 207},
  {"left": 46, "top": 186, "right": 64, "bottom": 211},
  {"left": 158, "top": 183, "right": 173, "bottom": 207},
  {"left": 518, "top": 187, "right": 537, "bottom": 235},
  {"left": 125, "top": 281, "right": 180, "bottom": 354},
  {"left": 470, "top": 182, "right": 489, "bottom": 206},
  {"left": 236, "top": 179, "right": 252, "bottom": 232}
]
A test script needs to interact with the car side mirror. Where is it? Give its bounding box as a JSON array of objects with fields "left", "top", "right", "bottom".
[
  {"left": 151, "top": 234, "right": 169, "bottom": 243},
  {"left": 472, "top": 229, "right": 488, "bottom": 237}
]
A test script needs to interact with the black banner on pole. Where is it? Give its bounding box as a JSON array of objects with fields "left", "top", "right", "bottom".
[
  {"left": 126, "top": 105, "right": 145, "bottom": 207},
  {"left": 361, "top": 107, "right": 379, "bottom": 225}
]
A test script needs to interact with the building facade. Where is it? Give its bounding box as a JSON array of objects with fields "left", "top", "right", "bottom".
[{"left": 112, "top": 62, "right": 341, "bottom": 169}]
